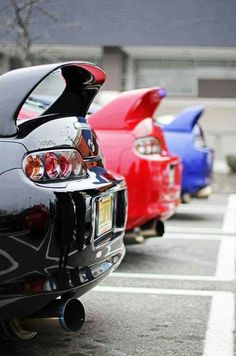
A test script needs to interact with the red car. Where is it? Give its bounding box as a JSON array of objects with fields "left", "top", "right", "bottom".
[{"left": 88, "top": 88, "right": 182, "bottom": 242}]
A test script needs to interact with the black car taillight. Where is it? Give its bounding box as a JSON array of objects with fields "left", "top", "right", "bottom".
[
  {"left": 23, "top": 149, "right": 86, "bottom": 182},
  {"left": 134, "top": 137, "right": 162, "bottom": 155}
]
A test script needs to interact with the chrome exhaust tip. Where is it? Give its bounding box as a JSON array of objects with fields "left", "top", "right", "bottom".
[
  {"left": 195, "top": 186, "right": 212, "bottom": 198},
  {"left": 181, "top": 193, "right": 191, "bottom": 203},
  {"left": 141, "top": 220, "right": 165, "bottom": 238},
  {"left": 0, "top": 298, "right": 85, "bottom": 340},
  {"left": 22, "top": 298, "right": 85, "bottom": 333},
  {"left": 124, "top": 227, "right": 145, "bottom": 244}
]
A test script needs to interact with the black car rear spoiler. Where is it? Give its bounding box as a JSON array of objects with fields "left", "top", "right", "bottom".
[{"left": 0, "top": 62, "right": 106, "bottom": 137}]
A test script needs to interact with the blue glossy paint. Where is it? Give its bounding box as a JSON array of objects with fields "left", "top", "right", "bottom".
[
  {"left": 160, "top": 106, "right": 213, "bottom": 196},
  {"left": 163, "top": 106, "right": 204, "bottom": 133}
]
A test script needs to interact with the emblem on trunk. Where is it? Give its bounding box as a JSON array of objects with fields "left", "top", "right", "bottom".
[
  {"left": 39, "top": 140, "right": 56, "bottom": 147},
  {"left": 88, "top": 139, "right": 95, "bottom": 152}
]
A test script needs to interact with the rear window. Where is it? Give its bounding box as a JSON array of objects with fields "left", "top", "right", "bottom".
[{"left": 18, "top": 70, "right": 65, "bottom": 120}]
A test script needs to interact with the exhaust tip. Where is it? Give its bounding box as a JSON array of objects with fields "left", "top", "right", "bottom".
[
  {"left": 195, "top": 186, "right": 212, "bottom": 199},
  {"left": 0, "top": 298, "right": 85, "bottom": 340},
  {"left": 60, "top": 298, "right": 85, "bottom": 332},
  {"left": 140, "top": 219, "right": 165, "bottom": 238},
  {"left": 156, "top": 220, "right": 165, "bottom": 237},
  {"left": 22, "top": 298, "right": 85, "bottom": 334},
  {"left": 181, "top": 193, "right": 191, "bottom": 203},
  {"left": 124, "top": 227, "right": 145, "bottom": 244}
]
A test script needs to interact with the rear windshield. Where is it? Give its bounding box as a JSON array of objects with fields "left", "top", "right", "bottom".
[{"left": 18, "top": 70, "right": 65, "bottom": 120}]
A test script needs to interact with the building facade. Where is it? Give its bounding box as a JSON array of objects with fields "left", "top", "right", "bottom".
[
  {"left": 0, "top": 0, "right": 236, "bottom": 163},
  {"left": 0, "top": 0, "right": 236, "bottom": 97}
]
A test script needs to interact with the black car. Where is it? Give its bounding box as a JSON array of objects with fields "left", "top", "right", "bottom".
[{"left": 0, "top": 62, "right": 127, "bottom": 340}]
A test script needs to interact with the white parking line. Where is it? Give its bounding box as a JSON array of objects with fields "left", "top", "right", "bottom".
[
  {"left": 101, "top": 195, "right": 235, "bottom": 355},
  {"left": 165, "top": 226, "right": 231, "bottom": 236},
  {"left": 162, "top": 232, "right": 223, "bottom": 240},
  {"left": 177, "top": 205, "right": 226, "bottom": 214},
  {"left": 111, "top": 272, "right": 234, "bottom": 282},
  {"left": 94, "top": 285, "right": 230, "bottom": 298},
  {"left": 213, "top": 193, "right": 236, "bottom": 282},
  {"left": 215, "top": 237, "right": 236, "bottom": 280},
  {"left": 222, "top": 194, "right": 236, "bottom": 233},
  {"left": 203, "top": 293, "right": 235, "bottom": 356},
  {"left": 201, "top": 194, "right": 236, "bottom": 356},
  {"left": 94, "top": 286, "right": 235, "bottom": 356}
]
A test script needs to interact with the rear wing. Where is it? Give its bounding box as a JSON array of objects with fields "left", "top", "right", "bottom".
[
  {"left": 0, "top": 62, "right": 105, "bottom": 137},
  {"left": 162, "top": 106, "right": 205, "bottom": 133},
  {"left": 89, "top": 87, "right": 166, "bottom": 130}
]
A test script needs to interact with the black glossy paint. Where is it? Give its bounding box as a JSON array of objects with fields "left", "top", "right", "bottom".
[
  {"left": 0, "top": 62, "right": 127, "bottom": 322},
  {"left": 0, "top": 62, "right": 105, "bottom": 137}
]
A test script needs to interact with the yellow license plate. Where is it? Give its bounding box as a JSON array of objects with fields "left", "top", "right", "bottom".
[{"left": 97, "top": 196, "right": 113, "bottom": 236}]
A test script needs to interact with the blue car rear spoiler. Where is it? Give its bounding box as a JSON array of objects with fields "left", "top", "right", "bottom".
[{"left": 163, "top": 106, "right": 205, "bottom": 133}]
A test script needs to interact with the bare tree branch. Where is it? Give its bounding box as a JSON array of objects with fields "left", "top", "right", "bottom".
[
  {"left": 34, "top": 4, "right": 59, "bottom": 22},
  {"left": 0, "top": 0, "right": 77, "bottom": 68},
  {"left": 0, "top": 0, "right": 60, "bottom": 66}
]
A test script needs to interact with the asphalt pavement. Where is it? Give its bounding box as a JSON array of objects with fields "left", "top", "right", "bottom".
[{"left": 1, "top": 192, "right": 236, "bottom": 356}]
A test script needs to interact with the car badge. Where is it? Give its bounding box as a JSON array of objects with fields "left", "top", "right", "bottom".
[{"left": 88, "top": 138, "right": 95, "bottom": 153}]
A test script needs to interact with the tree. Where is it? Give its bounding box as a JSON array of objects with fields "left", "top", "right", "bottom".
[{"left": 0, "top": 0, "right": 59, "bottom": 67}]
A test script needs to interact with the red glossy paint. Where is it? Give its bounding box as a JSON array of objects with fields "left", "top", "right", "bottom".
[{"left": 89, "top": 88, "right": 182, "bottom": 231}]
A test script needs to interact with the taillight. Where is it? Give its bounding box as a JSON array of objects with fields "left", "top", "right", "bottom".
[
  {"left": 45, "top": 152, "right": 61, "bottom": 179},
  {"left": 71, "top": 151, "right": 83, "bottom": 175},
  {"left": 134, "top": 137, "right": 162, "bottom": 155},
  {"left": 25, "top": 155, "right": 44, "bottom": 181},
  {"left": 23, "top": 149, "right": 86, "bottom": 182},
  {"left": 59, "top": 153, "right": 72, "bottom": 178},
  {"left": 194, "top": 125, "right": 206, "bottom": 149}
]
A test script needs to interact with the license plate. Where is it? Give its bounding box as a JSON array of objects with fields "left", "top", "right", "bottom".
[
  {"left": 169, "top": 165, "right": 175, "bottom": 185},
  {"left": 97, "top": 196, "right": 113, "bottom": 236}
]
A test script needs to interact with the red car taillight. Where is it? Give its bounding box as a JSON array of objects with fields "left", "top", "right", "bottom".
[
  {"left": 23, "top": 149, "right": 86, "bottom": 182},
  {"left": 134, "top": 137, "right": 162, "bottom": 155}
]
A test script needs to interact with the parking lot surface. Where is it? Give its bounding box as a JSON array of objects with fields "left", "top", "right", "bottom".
[{"left": 1, "top": 193, "right": 236, "bottom": 356}]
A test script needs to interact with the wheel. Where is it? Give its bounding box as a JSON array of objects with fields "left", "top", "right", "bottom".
[{"left": 0, "top": 319, "right": 37, "bottom": 340}]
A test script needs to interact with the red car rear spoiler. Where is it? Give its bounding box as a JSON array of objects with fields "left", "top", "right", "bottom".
[
  {"left": 0, "top": 62, "right": 106, "bottom": 137},
  {"left": 89, "top": 87, "right": 166, "bottom": 130}
]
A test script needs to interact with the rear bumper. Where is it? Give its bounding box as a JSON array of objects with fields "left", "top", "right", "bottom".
[
  {"left": 125, "top": 154, "right": 182, "bottom": 230},
  {"left": 0, "top": 168, "right": 127, "bottom": 319},
  {"left": 0, "top": 236, "right": 125, "bottom": 320},
  {"left": 182, "top": 148, "right": 213, "bottom": 195}
]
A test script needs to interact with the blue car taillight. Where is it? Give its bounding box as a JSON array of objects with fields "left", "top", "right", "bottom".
[
  {"left": 23, "top": 149, "right": 86, "bottom": 182},
  {"left": 194, "top": 124, "right": 206, "bottom": 149}
]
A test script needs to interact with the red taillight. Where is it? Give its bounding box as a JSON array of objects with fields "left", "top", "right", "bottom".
[
  {"left": 60, "top": 153, "right": 72, "bottom": 178},
  {"left": 23, "top": 150, "right": 86, "bottom": 182},
  {"left": 134, "top": 137, "right": 162, "bottom": 155},
  {"left": 25, "top": 155, "right": 44, "bottom": 181},
  {"left": 45, "top": 152, "right": 60, "bottom": 179}
]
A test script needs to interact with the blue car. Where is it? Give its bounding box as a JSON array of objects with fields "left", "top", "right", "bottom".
[{"left": 157, "top": 106, "right": 214, "bottom": 202}]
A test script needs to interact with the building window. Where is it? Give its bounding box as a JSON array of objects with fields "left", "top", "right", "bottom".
[{"left": 134, "top": 59, "right": 236, "bottom": 97}]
